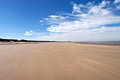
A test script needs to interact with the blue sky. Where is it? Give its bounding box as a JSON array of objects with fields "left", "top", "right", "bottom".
[{"left": 0, "top": 0, "right": 120, "bottom": 41}]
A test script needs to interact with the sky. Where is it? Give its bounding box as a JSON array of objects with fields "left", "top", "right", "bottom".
[{"left": 0, "top": 0, "right": 120, "bottom": 41}]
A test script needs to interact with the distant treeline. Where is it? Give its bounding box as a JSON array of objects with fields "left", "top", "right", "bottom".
[{"left": 0, "top": 38, "right": 54, "bottom": 42}]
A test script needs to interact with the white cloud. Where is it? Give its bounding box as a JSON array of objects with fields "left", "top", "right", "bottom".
[
  {"left": 114, "top": 0, "right": 120, "bottom": 4},
  {"left": 117, "top": 5, "right": 120, "bottom": 9},
  {"left": 24, "top": 30, "right": 47, "bottom": 36},
  {"left": 71, "top": 2, "right": 81, "bottom": 13},
  {"left": 38, "top": 27, "right": 120, "bottom": 41},
  {"left": 38, "top": 0, "right": 120, "bottom": 41},
  {"left": 24, "top": 30, "right": 33, "bottom": 36},
  {"left": 49, "top": 15, "right": 59, "bottom": 18},
  {"left": 40, "top": 20, "right": 44, "bottom": 22}
]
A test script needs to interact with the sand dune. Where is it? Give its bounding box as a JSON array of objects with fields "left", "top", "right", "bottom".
[{"left": 0, "top": 42, "right": 120, "bottom": 80}]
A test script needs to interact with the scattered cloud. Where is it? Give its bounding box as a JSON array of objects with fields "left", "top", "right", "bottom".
[
  {"left": 117, "top": 5, "right": 120, "bottom": 9},
  {"left": 24, "top": 30, "right": 47, "bottom": 36},
  {"left": 40, "top": 20, "right": 44, "bottom": 22},
  {"left": 24, "top": 30, "right": 33, "bottom": 36},
  {"left": 38, "top": 0, "right": 120, "bottom": 41}
]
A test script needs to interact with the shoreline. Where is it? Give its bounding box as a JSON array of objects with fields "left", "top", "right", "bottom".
[{"left": 0, "top": 41, "right": 120, "bottom": 46}]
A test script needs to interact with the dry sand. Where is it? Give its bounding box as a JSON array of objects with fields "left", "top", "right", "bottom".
[{"left": 0, "top": 42, "right": 120, "bottom": 80}]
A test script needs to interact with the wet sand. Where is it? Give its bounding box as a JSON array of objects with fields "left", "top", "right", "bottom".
[{"left": 0, "top": 42, "right": 120, "bottom": 80}]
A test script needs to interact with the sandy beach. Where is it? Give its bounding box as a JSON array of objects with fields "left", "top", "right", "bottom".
[{"left": 0, "top": 42, "right": 120, "bottom": 80}]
